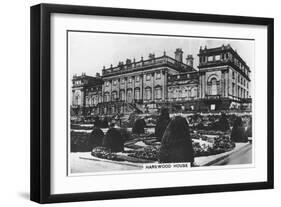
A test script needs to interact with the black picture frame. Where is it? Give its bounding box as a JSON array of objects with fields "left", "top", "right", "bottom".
[{"left": 30, "top": 3, "right": 274, "bottom": 204}]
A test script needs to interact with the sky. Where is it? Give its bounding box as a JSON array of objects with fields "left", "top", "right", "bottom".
[{"left": 68, "top": 31, "right": 254, "bottom": 78}]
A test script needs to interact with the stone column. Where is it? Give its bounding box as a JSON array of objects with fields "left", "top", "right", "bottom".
[
  {"left": 152, "top": 73, "right": 155, "bottom": 102},
  {"left": 140, "top": 74, "right": 143, "bottom": 100},
  {"left": 225, "top": 70, "right": 229, "bottom": 98},
  {"left": 124, "top": 77, "right": 127, "bottom": 102},
  {"left": 162, "top": 70, "right": 165, "bottom": 101},
  {"left": 132, "top": 76, "right": 135, "bottom": 101}
]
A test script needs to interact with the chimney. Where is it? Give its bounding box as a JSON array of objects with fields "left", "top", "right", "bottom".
[
  {"left": 186, "top": 55, "right": 194, "bottom": 67},
  {"left": 148, "top": 53, "right": 155, "bottom": 59},
  {"left": 96, "top": 72, "right": 100, "bottom": 77},
  {"left": 174, "top": 48, "right": 183, "bottom": 62},
  {"left": 126, "top": 58, "right": 132, "bottom": 65}
]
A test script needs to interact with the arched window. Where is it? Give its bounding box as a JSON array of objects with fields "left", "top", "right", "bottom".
[
  {"left": 120, "top": 90, "right": 125, "bottom": 101},
  {"left": 86, "top": 96, "right": 89, "bottom": 106},
  {"left": 211, "top": 78, "right": 218, "bottom": 95},
  {"left": 134, "top": 88, "right": 140, "bottom": 101},
  {"left": 127, "top": 89, "right": 133, "bottom": 103},
  {"left": 191, "top": 87, "right": 197, "bottom": 97},
  {"left": 98, "top": 95, "right": 102, "bottom": 103},
  {"left": 178, "top": 89, "right": 182, "bottom": 100},
  {"left": 145, "top": 87, "right": 152, "bottom": 100},
  {"left": 155, "top": 86, "right": 162, "bottom": 100},
  {"left": 104, "top": 92, "right": 110, "bottom": 102},
  {"left": 74, "top": 91, "right": 81, "bottom": 105},
  {"left": 93, "top": 96, "right": 98, "bottom": 106},
  {"left": 111, "top": 91, "right": 117, "bottom": 101}
]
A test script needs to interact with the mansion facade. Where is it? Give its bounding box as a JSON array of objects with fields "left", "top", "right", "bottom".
[{"left": 71, "top": 44, "right": 251, "bottom": 116}]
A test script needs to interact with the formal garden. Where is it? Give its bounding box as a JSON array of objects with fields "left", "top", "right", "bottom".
[{"left": 70, "top": 109, "right": 252, "bottom": 166}]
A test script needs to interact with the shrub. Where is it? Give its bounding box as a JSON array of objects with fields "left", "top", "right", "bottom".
[
  {"left": 245, "top": 117, "right": 252, "bottom": 138},
  {"left": 231, "top": 117, "right": 247, "bottom": 142},
  {"left": 94, "top": 116, "right": 102, "bottom": 128},
  {"left": 100, "top": 117, "right": 109, "bottom": 128},
  {"left": 128, "top": 112, "right": 137, "bottom": 127},
  {"left": 103, "top": 128, "right": 124, "bottom": 152},
  {"left": 214, "top": 113, "right": 230, "bottom": 131},
  {"left": 155, "top": 108, "right": 170, "bottom": 141},
  {"left": 132, "top": 118, "right": 146, "bottom": 134},
  {"left": 159, "top": 116, "right": 194, "bottom": 163},
  {"left": 89, "top": 127, "right": 104, "bottom": 148},
  {"left": 119, "top": 128, "right": 132, "bottom": 141}
]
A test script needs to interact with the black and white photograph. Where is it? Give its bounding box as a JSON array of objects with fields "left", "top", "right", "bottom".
[
  {"left": 68, "top": 31, "right": 254, "bottom": 175},
  {"left": 28, "top": 3, "right": 274, "bottom": 203}
]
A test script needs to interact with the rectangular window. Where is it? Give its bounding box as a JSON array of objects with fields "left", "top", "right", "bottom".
[
  {"left": 146, "top": 74, "right": 151, "bottom": 81},
  {"left": 156, "top": 72, "right": 161, "bottom": 79},
  {"left": 128, "top": 77, "right": 132, "bottom": 83},
  {"left": 145, "top": 88, "right": 151, "bottom": 100},
  {"left": 207, "top": 56, "right": 213, "bottom": 62},
  {"left": 135, "top": 76, "right": 140, "bottom": 82},
  {"left": 155, "top": 88, "right": 162, "bottom": 99},
  {"left": 215, "top": 55, "right": 220, "bottom": 61}
]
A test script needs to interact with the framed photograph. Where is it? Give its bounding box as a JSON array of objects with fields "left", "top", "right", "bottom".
[{"left": 30, "top": 3, "right": 274, "bottom": 203}]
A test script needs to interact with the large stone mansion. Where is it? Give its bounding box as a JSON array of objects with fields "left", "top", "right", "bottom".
[{"left": 71, "top": 44, "right": 251, "bottom": 116}]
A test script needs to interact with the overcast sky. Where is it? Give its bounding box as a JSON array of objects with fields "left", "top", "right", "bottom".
[{"left": 68, "top": 32, "right": 254, "bottom": 77}]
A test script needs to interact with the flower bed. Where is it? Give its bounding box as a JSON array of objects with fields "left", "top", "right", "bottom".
[
  {"left": 193, "top": 135, "right": 235, "bottom": 157},
  {"left": 90, "top": 135, "right": 235, "bottom": 163},
  {"left": 128, "top": 146, "right": 160, "bottom": 161}
]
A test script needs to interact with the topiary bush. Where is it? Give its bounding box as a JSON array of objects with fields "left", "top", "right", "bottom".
[
  {"left": 94, "top": 116, "right": 102, "bottom": 128},
  {"left": 155, "top": 108, "right": 170, "bottom": 141},
  {"left": 159, "top": 116, "right": 194, "bottom": 163},
  {"left": 231, "top": 117, "right": 247, "bottom": 142},
  {"left": 103, "top": 128, "right": 124, "bottom": 152},
  {"left": 245, "top": 117, "right": 252, "bottom": 138},
  {"left": 119, "top": 128, "right": 132, "bottom": 142},
  {"left": 128, "top": 112, "right": 137, "bottom": 127},
  {"left": 89, "top": 127, "right": 104, "bottom": 149},
  {"left": 132, "top": 118, "right": 146, "bottom": 134},
  {"left": 100, "top": 117, "right": 109, "bottom": 128},
  {"left": 214, "top": 113, "right": 230, "bottom": 131}
]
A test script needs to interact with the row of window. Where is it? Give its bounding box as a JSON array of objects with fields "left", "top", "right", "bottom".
[
  {"left": 200, "top": 53, "right": 229, "bottom": 63},
  {"left": 103, "top": 87, "right": 163, "bottom": 102},
  {"left": 169, "top": 87, "right": 198, "bottom": 98},
  {"left": 232, "top": 71, "right": 249, "bottom": 88},
  {"left": 231, "top": 83, "right": 249, "bottom": 98},
  {"left": 233, "top": 58, "right": 249, "bottom": 76},
  {"left": 105, "top": 72, "right": 162, "bottom": 87}
]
